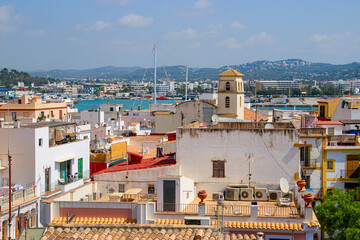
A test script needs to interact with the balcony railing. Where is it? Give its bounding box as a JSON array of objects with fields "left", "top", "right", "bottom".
[
  {"left": 301, "top": 159, "right": 318, "bottom": 168},
  {"left": 0, "top": 184, "right": 37, "bottom": 209},
  {"left": 258, "top": 205, "right": 300, "bottom": 218},
  {"left": 328, "top": 135, "right": 357, "bottom": 146},
  {"left": 300, "top": 128, "right": 326, "bottom": 137},
  {"left": 339, "top": 169, "right": 360, "bottom": 179}
]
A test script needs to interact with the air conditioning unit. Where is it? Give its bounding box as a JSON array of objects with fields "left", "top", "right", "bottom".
[
  {"left": 282, "top": 191, "right": 294, "bottom": 202},
  {"left": 254, "top": 188, "right": 268, "bottom": 201},
  {"left": 269, "top": 190, "right": 282, "bottom": 202},
  {"left": 240, "top": 188, "right": 253, "bottom": 201},
  {"left": 212, "top": 192, "right": 224, "bottom": 201},
  {"left": 329, "top": 141, "right": 338, "bottom": 146},
  {"left": 225, "top": 188, "right": 239, "bottom": 201}
]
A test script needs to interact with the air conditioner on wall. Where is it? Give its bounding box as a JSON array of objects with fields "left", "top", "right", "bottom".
[
  {"left": 269, "top": 190, "right": 282, "bottom": 202},
  {"left": 329, "top": 141, "right": 338, "bottom": 146},
  {"left": 212, "top": 192, "right": 224, "bottom": 201},
  {"left": 254, "top": 188, "right": 268, "bottom": 201},
  {"left": 225, "top": 188, "right": 239, "bottom": 201},
  {"left": 240, "top": 188, "right": 253, "bottom": 201}
]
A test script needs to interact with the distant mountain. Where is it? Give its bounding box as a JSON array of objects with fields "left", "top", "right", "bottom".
[
  {"left": 29, "top": 60, "right": 360, "bottom": 81},
  {"left": 30, "top": 66, "right": 142, "bottom": 79}
]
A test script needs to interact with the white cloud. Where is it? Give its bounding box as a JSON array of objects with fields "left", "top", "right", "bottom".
[
  {"left": 25, "top": 29, "right": 44, "bottom": 37},
  {"left": 231, "top": 21, "right": 245, "bottom": 30},
  {"left": 217, "top": 37, "right": 242, "bottom": 49},
  {"left": 76, "top": 20, "right": 110, "bottom": 31},
  {"left": 244, "top": 32, "right": 276, "bottom": 46},
  {"left": 194, "top": 0, "right": 211, "bottom": 9},
  {"left": 164, "top": 28, "right": 198, "bottom": 41},
  {"left": 118, "top": 14, "right": 153, "bottom": 27},
  {"left": 0, "top": 5, "right": 21, "bottom": 35},
  {"left": 311, "top": 33, "right": 348, "bottom": 42},
  {"left": 99, "top": 0, "right": 130, "bottom": 5}
]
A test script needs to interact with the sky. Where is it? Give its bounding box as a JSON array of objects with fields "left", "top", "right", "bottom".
[{"left": 0, "top": 0, "right": 360, "bottom": 71}]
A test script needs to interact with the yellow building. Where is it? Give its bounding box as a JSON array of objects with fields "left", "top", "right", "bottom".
[
  {"left": 0, "top": 95, "right": 68, "bottom": 122},
  {"left": 217, "top": 69, "right": 245, "bottom": 119}
]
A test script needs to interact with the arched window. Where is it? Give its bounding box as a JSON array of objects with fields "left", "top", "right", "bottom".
[
  {"left": 225, "top": 97, "right": 230, "bottom": 108},
  {"left": 226, "top": 82, "right": 230, "bottom": 91}
]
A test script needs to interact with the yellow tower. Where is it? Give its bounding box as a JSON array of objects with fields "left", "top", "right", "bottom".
[{"left": 217, "top": 69, "right": 245, "bottom": 119}]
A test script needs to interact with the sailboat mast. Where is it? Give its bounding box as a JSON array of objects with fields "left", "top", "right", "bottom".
[
  {"left": 153, "top": 45, "right": 157, "bottom": 104},
  {"left": 185, "top": 65, "right": 188, "bottom": 101}
]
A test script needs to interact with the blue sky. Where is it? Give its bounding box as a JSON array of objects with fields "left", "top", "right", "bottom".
[{"left": 0, "top": 0, "right": 359, "bottom": 71}]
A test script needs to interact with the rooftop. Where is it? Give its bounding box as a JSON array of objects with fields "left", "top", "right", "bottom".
[
  {"left": 181, "top": 122, "right": 295, "bottom": 130},
  {"left": 315, "top": 121, "right": 343, "bottom": 125},
  {"left": 93, "top": 154, "right": 176, "bottom": 175},
  {"left": 218, "top": 68, "right": 244, "bottom": 77},
  {"left": 22, "top": 122, "right": 75, "bottom": 129}
]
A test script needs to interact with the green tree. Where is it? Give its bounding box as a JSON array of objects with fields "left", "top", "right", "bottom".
[{"left": 315, "top": 188, "right": 360, "bottom": 240}]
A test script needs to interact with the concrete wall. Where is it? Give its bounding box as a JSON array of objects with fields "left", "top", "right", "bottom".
[
  {"left": 176, "top": 127, "right": 300, "bottom": 193},
  {"left": 154, "top": 100, "right": 216, "bottom": 133}
]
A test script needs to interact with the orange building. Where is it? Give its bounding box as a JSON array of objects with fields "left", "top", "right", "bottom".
[{"left": 0, "top": 95, "right": 68, "bottom": 122}]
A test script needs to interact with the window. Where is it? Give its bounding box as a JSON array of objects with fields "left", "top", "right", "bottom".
[
  {"left": 12, "top": 112, "right": 16, "bottom": 120},
  {"left": 110, "top": 107, "right": 114, "bottom": 112},
  {"left": 118, "top": 184, "right": 125, "bottom": 193},
  {"left": 39, "top": 138, "right": 43, "bottom": 147},
  {"left": 18, "top": 100, "right": 21, "bottom": 104},
  {"left": 148, "top": 184, "right": 155, "bottom": 194},
  {"left": 300, "top": 146, "right": 310, "bottom": 166},
  {"left": 213, "top": 160, "right": 225, "bottom": 178},
  {"left": 328, "top": 127, "right": 335, "bottom": 135},
  {"left": 40, "top": 111, "right": 44, "bottom": 118},
  {"left": 319, "top": 105, "right": 325, "bottom": 118},
  {"left": 225, "top": 97, "right": 230, "bottom": 108},
  {"left": 327, "top": 160, "right": 334, "bottom": 170},
  {"left": 51, "top": 111, "right": 54, "bottom": 117},
  {"left": 239, "top": 96, "right": 242, "bottom": 107},
  {"left": 225, "top": 82, "right": 230, "bottom": 91}
]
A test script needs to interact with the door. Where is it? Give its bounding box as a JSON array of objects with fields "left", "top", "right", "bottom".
[
  {"left": 45, "top": 168, "right": 50, "bottom": 192},
  {"left": 78, "top": 158, "right": 83, "bottom": 179},
  {"left": 60, "top": 162, "right": 67, "bottom": 181},
  {"left": 346, "top": 154, "right": 359, "bottom": 178},
  {"left": 163, "top": 180, "right": 176, "bottom": 211}
]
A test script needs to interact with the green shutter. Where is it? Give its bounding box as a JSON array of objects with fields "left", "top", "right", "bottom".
[{"left": 78, "top": 158, "right": 83, "bottom": 178}]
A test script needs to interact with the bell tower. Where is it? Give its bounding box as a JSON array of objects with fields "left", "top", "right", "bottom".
[{"left": 217, "top": 69, "right": 245, "bottom": 119}]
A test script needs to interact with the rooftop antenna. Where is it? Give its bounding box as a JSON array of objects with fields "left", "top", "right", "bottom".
[
  {"left": 185, "top": 65, "right": 188, "bottom": 101},
  {"left": 153, "top": 45, "right": 157, "bottom": 104}
]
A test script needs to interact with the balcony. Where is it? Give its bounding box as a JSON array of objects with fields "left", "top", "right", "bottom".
[
  {"left": 0, "top": 184, "right": 37, "bottom": 209},
  {"left": 340, "top": 169, "right": 360, "bottom": 179},
  {"left": 327, "top": 135, "right": 358, "bottom": 146},
  {"left": 301, "top": 159, "right": 318, "bottom": 169},
  {"left": 299, "top": 128, "right": 326, "bottom": 137}
]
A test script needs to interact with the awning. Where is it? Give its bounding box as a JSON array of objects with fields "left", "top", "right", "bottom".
[{"left": 56, "top": 155, "right": 79, "bottom": 163}]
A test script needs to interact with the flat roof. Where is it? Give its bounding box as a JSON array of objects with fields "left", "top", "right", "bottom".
[{"left": 22, "top": 122, "right": 76, "bottom": 128}]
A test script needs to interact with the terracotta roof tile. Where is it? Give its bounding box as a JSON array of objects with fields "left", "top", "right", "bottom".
[
  {"left": 244, "top": 108, "right": 268, "bottom": 121},
  {"left": 218, "top": 69, "right": 244, "bottom": 77}
]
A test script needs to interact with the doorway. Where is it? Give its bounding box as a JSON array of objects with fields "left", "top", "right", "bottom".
[
  {"left": 163, "top": 180, "right": 176, "bottom": 211},
  {"left": 45, "top": 168, "right": 51, "bottom": 192}
]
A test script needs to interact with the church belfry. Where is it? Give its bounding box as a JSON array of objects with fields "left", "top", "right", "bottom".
[{"left": 217, "top": 69, "right": 245, "bottom": 119}]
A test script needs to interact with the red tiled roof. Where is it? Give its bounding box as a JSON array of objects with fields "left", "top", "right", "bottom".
[
  {"left": 93, "top": 154, "right": 176, "bottom": 175},
  {"left": 317, "top": 97, "right": 343, "bottom": 103},
  {"left": 315, "top": 121, "right": 343, "bottom": 125},
  {"left": 244, "top": 108, "right": 268, "bottom": 121}
]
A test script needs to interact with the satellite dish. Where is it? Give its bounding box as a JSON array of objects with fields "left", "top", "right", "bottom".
[
  {"left": 280, "top": 178, "right": 289, "bottom": 193},
  {"left": 355, "top": 88, "right": 360, "bottom": 94},
  {"left": 211, "top": 115, "right": 219, "bottom": 124},
  {"left": 264, "top": 123, "right": 274, "bottom": 129}
]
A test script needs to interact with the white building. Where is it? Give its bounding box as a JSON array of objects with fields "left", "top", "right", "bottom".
[{"left": 0, "top": 122, "right": 90, "bottom": 197}]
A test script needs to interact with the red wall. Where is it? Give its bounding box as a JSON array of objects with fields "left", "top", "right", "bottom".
[
  {"left": 90, "top": 162, "right": 107, "bottom": 175},
  {"left": 60, "top": 207, "right": 132, "bottom": 219}
]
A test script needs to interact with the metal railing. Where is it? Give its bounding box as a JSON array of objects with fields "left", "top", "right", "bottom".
[
  {"left": 328, "top": 134, "right": 357, "bottom": 146},
  {"left": 301, "top": 159, "right": 318, "bottom": 168},
  {"left": 156, "top": 203, "right": 199, "bottom": 214},
  {"left": 258, "top": 205, "right": 300, "bottom": 218},
  {"left": 206, "top": 204, "right": 251, "bottom": 216},
  {"left": 0, "top": 184, "right": 37, "bottom": 209},
  {"left": 340, "top": 169, "right": 359, "bottom": 179}
]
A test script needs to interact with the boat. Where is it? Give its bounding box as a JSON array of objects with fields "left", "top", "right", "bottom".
[{"left": 156, "top": 96, "right": 168, "bottom": 100}]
